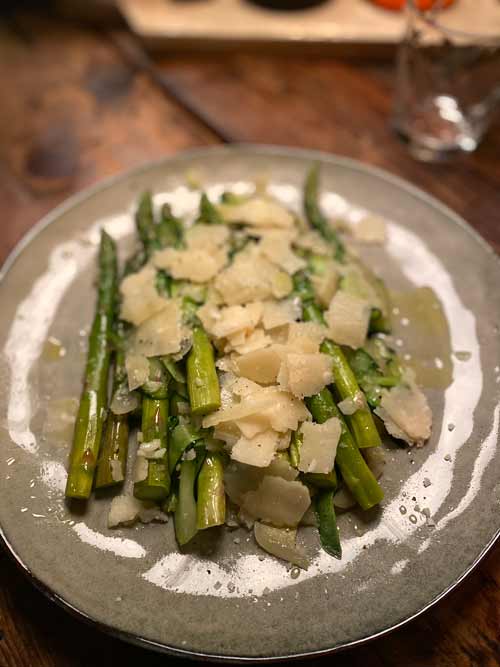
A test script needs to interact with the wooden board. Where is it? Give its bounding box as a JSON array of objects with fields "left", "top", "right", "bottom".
[{"left": 118, "top": 0, "right": 500, "bottom": 53}]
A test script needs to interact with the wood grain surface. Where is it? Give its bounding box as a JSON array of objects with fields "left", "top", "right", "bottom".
[{"left": 0, "top": 10, "right": 499, "bottom": 667}]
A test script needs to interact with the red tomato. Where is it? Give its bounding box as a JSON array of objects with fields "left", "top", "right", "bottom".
[{"left": 372, "top": 0, "right": 454, "bottom": 10}]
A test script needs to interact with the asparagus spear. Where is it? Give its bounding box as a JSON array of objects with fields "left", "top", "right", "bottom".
[
  {"left": 304, "top": 164, "right": 344, "bottom": 261},
  {"left": 294, "top": 271, "right": 381, "bottom": 449},
  {"left": 65, "top": 231, "right": 117, "bottom": 499},
  {"left": 306, "top": 389, "right": 384, "bottom": 510},
  {"left": 174, "top": 458, "right": 199, "bottom": 546},
  {"left": 320, "top": 340, "right": 382, "bottom": 449},
  {"left": 198, "top": 193, "right": 224, "bottom": 225},
  {"left": 187, "top": 326, "right": 221, "bottom": 415},
  {"left": 197, "top": 452, "right": 225, "bottom": 529},
  {"left": 168, "top": 420, "right": 203, "bottom": 475},
  {"left": 133, "top": 396, "right": 170, "bottom": 502},
  {"left": 315, "top": 490, "right": 342, "bottom": 559},
  {"left": 157, "top": 203, "right": 183, "bottom": 249},
  {"left": 95, "top": 322, "right": 130, "bottom": 489},
  {"left": 290, "top": 431, "right": 338, "bottom": 489},
  {"left": 135, "top": 191, "right": 158, "bottom": 259}
]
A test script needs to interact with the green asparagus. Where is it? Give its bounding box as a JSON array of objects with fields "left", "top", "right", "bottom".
[
  {"left": 306, "top": 389, "right": 384, "bottom": 510},
  {"left": 187, "top": 327, "right": 221, "bottom": 415},
  {"left": 197, "top": 453, "right": 225, "bottom": 529},
  {"left": 66, "top": 231, "right": 117, "bottom": 499},
  {"left": 157, "top": 203, "right": 183, "bottom": 249},
  {"left": 135, "top": 191, "right": 157, "bottom": 259},
  {"left": 175, "top": 458, "right": 199, "bottom": 546},
  {"left": 304, "top": 164, "right": 344, "bottom": 260},
  {"left": 315, "top": 490, "right": 342, "bottom": 559},
  {"left": 133, "top": 396, "right": 170, "bottom": 502},
  {"left": 320, "top": 340, "right": 382, "bottom": 449},
  {"left": 95, "top": 322, "right": 129, "bottom": 489},
  {"left": 198, "top": 193, "right": 224, "bottom": 225}
]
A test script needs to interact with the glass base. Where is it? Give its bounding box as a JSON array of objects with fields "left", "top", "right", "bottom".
[{"left": 392, "top": 95, "right": 484, "bottom": 162}]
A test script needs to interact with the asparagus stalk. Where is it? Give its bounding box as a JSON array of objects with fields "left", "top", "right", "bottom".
[
  {"left": 320, "top": 340, "right": 382, "bottom": 449},
  {"left": 175, "top": 458, "right": 199, "bottom": 546},
  {"left": 290, "top": 431, "right": 338, "bottom": 489},
  {"left": 306, "top": 389, "right": 384, "bottom": 510},
  {"left": 293, "top": 272, "right": 382, "bottom": 450},
  {"left": 187, "top": 327, "right": 221, "bottom": 415},
  {"left": 157, "top": 203, "right": 183, "bottom": 248},
  {"left": 95, "top": 322, "right": 129, "bottom": 489},
  {"left": 133, "top": 396, "right": 170, "bottom": 502},
  {"left": 66, "top": 231, "right": 117, "bottom": 499},
  {"left": 135, "top": 191, "right": 157, "bottom": 259},
  {"left": 168, "top": 421, "right": 203, "bottom": 475},
  {"left": 198, "top": 193, "right": 224, "bottom": 225},
  {"left": 315, "top": 490, "right": 342, "bottom": 560},
  {"left": 197, "top": 452, "right": 225, "bottom": 529},
  {"left": 304, "top": 164, "right": 344, "bottom": 261}
]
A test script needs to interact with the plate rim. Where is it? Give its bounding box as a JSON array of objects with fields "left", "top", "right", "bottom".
[{"left": 1, "top": 143, "right": 499, "bottom": 663}]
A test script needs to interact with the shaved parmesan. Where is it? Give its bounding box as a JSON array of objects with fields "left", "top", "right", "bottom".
[
  {"left": 120, "top": 265, "right": 168, "bottom": 326},
  {"left": 299, "top": 418, "right": 341, "bottom": 474},
  {"left": 133, "top": 300, "right": 185, "bottom": 357},
  {"left": 125, "top": 354, "right": 149, "bottom": 391},
  {"left": 234, "top": 346, "right": 283, "bottom": 384},
  {"left": 224, "top": 458, "right": 297, "bottom": 505},
  {"left": 276, "top": 430, "right": 292, "bottom": 451},
  {"left": 213, "top": 422, "right": 240, "bottom": 447},
  {"left": 311, "top": 265, "right": 339, "bottom": 307},
  {"left": 375, "top": 384, "right": 432, "bottom": 446},
  {"left": 219, "top": 197, "right": 295, "bottom": 229},
  {"left": 203, "top": 386, "right": 309, "bottom": 433},
  {"left": 259, "top": 232, "right": 307, "bottom": 275},
  {"left": 242, "top": 476, "right": 310, "bottom": 527},
  {"left": 108, "top": 495, "right": 168, "bottom": 528},
  {"left": 133, "top": 456, "right": 149, "bottom": 483},
  {"left": 235, "top": 415, "right": 269, "bottom": 439},
  {"left": 293, "top": 230, "right": 332, "bottom": 255},
  {"left": 205, "top": 302, "right": 263, "bottom": 339},
  {"left": 227, "top": 328, "right": 272, "bottom": 355},
  {"left": 338, "top": 392, "right": 366, "bottom": 415},
  {"left": 153, "top": 246, "right": 227, "bottom": 283},
  {"left": 325, "top": 291, "right": 370, "bottom": 350},
  {"left": 231, "top": 377, "right": 263, "bottom": 397},
  {"left": 262, "top": 300, "right": 300, "bottom": 330},
  {"left": 215, "top": 245, "right": 292, "bottom": 305},
  {"left": 185, "top": 224, "right": 229, "bottom": 249},
  {"left": 287, "top": 321, "right": 327, "bottom": 354},
  {"left": 110, "top": 459, "right": 124, "bottom": 482},
  {"left": 278, "top": 352, "right": 332, "bottom": 399},
  {"left": 231, "top": 430, "right": 280, "bottom": 467}
]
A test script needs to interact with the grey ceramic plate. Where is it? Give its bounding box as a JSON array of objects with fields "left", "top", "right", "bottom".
[{"left": 1, "top": 146, "right": 499, "bottom": 662}]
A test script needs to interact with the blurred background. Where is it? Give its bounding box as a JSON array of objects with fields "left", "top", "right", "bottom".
[{"left": 0, "top": 2, "right": 499, "bottom": 666}]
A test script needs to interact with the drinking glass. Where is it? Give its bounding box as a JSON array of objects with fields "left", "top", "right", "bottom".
[{"left": 393, "top": 0, "right": 500, "bottom": 161}]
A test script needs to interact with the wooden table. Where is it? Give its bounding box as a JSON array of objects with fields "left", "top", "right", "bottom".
[{"left": 1, "top": 10, "right": 499, "bottom": 667}]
